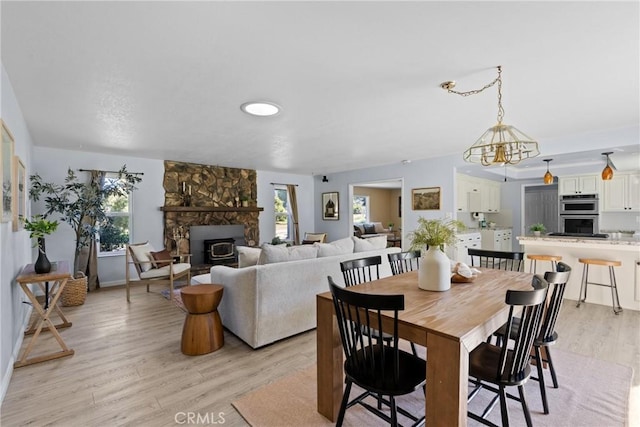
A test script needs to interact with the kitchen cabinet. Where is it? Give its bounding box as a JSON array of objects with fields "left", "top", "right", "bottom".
[
  {"left": 481, "top": 229, "right": 513, "bottom": 251},
  {"left": 456, "top": 174, "right": 500, "bottom": 212},
  {"left": 602, "top": 172, "right": 640, "bottom": 212},
  {"left": 559, "top": 174, "right": 599, "bottom": 195},
  {"left": 450, "top": 232, "right": 481, "bottom": 265}
]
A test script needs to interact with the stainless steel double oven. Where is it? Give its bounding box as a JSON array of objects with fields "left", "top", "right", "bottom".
[{"left": 559, "top": 194, "right": 599, "bottom": 234}]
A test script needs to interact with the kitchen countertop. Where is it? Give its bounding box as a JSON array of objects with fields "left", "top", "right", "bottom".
[
  {"left": 464, "top": 227, "right": 512, "bottom": 232},
  {"left": 518, "top": 235, "right": 640, "bottom": 247}
]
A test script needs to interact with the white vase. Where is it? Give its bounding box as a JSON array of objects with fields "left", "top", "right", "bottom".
[
  {"left": 418, "top": 246, "right": 451, "bottom": 291},
  {"left": 533, "top": 231, "right": 541, "bottom": 237}
]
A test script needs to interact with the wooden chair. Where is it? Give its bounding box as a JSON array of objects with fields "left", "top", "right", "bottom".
[
  {"left": 303, "top": 232, "right": 327, "bottom": 243},
  {"left": 493, "top": 262, "right": 572, "bottom": 414},
  {"left": 468, "top": 248, "right": 525, "bottom": 272},
  {"left": 125, "top": 242, "right": 192, "bottom": 302},
  {"left": 387, "top": 251, "right": 421, "bottom": 276},
  {"left": 328, "top": 277, "right": 426, "bottom": 427},
  {"left": 340, "top": 255, "right": 381, "bottom": 286},
  {"left": 467, "top": 274, "right": 548, "bottom": 427}
]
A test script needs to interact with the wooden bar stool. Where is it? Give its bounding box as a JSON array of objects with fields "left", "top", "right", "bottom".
[
  {"left": 577, "top": 258, "right": 622, "bottom": 314},
  {"left": 180, "top": 284, "right": 224, "bottom": 355},
  {"left": 527, "top": 254, "right": 562, "bottom": 274}
]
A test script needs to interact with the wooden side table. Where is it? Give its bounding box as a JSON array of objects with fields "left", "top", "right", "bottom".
[
  {"left": 15, "top": 261, "right": 75, "bottom": 368},
  {"left": 180, "top": 284, "right": 224, "bottom": 355}
]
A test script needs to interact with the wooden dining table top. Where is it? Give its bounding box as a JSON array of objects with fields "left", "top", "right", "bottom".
[{"left": 318, "top": 268, "right": 535, "bottom": 349}]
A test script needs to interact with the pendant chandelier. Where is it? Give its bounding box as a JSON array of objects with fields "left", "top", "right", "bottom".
[
  {"left": 543, "top": 159, "right": 554, "bottom": 184},
  {"left": 441, "top": 66, "right": 540, "bottom": 166},
  {"left": 601, "top": 152, "right": 614, "bottom": 180}
]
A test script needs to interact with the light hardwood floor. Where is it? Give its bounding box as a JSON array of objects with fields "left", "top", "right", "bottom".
[{"left": 2, "top": 285, "right": 638, "bottom": 426}]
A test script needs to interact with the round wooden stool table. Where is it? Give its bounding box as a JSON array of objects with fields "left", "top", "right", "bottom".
[
  {"left": 577, "top": 258, "right": 622, "bottom": 314},
  {"left": 180, "top": 284, "right": 224, "bottom": 355},
  {"left": 527, "top": 254, "right": 562, "bottom": 274}
]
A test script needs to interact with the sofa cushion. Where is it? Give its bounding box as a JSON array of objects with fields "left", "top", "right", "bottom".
[
  {"left": 150, "top": 249, "right": 172, "bottom": 268},
  {"left": 237, "top": 246, "right": 261, "bottom": 268},
  {"left": 362, "top": 223, "right": 376, "bottom": 234},
  {"left": 139, "top": 263, "right": 190, "bottom": 279},
  {"left": 129, "top": 242, "right": 155, "bottom": 272},
  {"left": 258, "top": 243, "right": 319, "bottom": 265},
  {"left": 314, "top": 237, "right": 355, "bottom": 257},
  {"left": 372, "top": 222, "right": 386, "bottom": 233},
  {"left": 352, "top": 235, "right": 387, "bottom": 252}
]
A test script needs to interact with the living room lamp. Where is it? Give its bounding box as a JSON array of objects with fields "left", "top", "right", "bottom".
[
  {"left": 543, "top": 159, "right": 554, "bottom": 184},
  {"left": 441, "top": 66, "right": 540, "bottom": 166},
  {"left": 601, "top": 152, "right": 614, "bottom": 180}
]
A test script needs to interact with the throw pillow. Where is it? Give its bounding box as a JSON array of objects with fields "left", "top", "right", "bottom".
[
  {"left": 352, "top": 235, "right": 388, "bottom": 252},
  {"left": 372, "top": 222, "right": 386, "bottom": 233},
  {"left": 314, "top": 237, "right": 355, "bottom": 257},
  {"left": 129, "top": 242, "right": 155, "bottom": 272},
  {"left": 236, "top": 246, "right": 261, "bottom": 268},
  {"left": 301, "top": 240, "right": 317, "bottom": 245},
  {"left": 150, "top": 249, "right": 172, "bottom": 268},
  {"left": 363, "top": 223, "right": 376, "bottom": 234}
]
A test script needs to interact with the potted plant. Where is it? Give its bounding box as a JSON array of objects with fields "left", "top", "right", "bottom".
[
  {"left": 529, "top": 223, "right": 546, "bottom": 237},
  {"left": 240, "top": 195, "right": 249, "bottom": 207},
  {"left": 408, "top": 217, "right": 465, "bottom": 291},
  {"left": 28, "top": 166, "right": 141, "bottom": 282},
  {"left": 387, "top": 222, "right": 394, "bottom": 232},
  {"left": 22, "top": 215, "right": 59, "bottom": 273}
]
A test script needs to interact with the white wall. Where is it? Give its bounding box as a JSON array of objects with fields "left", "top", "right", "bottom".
[{"left": 0, "top": 64, "right": 35, "bottom": 403}]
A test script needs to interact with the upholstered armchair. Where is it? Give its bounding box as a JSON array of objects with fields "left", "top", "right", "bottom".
[{"left": 125, "top": 242, "right": 191, "bottom": 302}]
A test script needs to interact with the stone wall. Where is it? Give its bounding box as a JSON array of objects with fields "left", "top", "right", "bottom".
[{"left": 162, "top": 161, "right": 260, "bottom": 252}]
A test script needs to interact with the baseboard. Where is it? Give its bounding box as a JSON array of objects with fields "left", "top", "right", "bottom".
[
  {"left": 99, "top": 280, "right": 125, "bottom": 288},
  {"left": 0, "top": 303, "right": 33, "bottom": 405}
]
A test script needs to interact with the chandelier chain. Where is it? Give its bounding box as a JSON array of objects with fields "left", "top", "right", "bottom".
[{"left": 446, "top": 66, "right": 505, "bottom": 123}]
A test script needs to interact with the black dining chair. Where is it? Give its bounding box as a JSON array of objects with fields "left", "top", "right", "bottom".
[
  {"left": 328, "top": 276, "right": 426, "bottom": 427},
  {"left": 467, "top": 274, "right": 548, "bottom": 427},
  {"left": 387, "top": 251, "right": 421, "bottom": 276},
  {"left": 493, "top": 262, "right": 572, "bottom": 414},
  {"left": 340, "top": 255, "right": 382, "bottom": 286},
  {"left": 468, "top": 248, "right": 525, "bottom": 272}
]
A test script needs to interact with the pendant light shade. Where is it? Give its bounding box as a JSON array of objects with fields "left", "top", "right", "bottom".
[
  {"left": 601, "top": 152, "right": 614, "bottom": 180},
  {"left": 543, "top": 159, "right": 553, "bottom": 184}
]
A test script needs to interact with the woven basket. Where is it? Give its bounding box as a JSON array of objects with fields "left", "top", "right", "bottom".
[{"left": 61, "top": 271, "right": 88, "bottom": 307}]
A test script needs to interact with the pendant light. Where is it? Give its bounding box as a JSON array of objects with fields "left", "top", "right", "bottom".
[
  {"left": 601, "top": 152, "right": 614, "bottom": 180},
  {"left": 543, "top": 159, "right": 554, "bottom": 184},
  {"left": 441, "top": 66, "right": 540, "bottom": 166}
]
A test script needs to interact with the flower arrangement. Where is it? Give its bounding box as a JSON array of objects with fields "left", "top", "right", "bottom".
[
  {"left": 408, "top": 217, "right": 466, "bottom": 251},
  {"left": 21, "top": 215, "right": 59, "bottom": 240}
]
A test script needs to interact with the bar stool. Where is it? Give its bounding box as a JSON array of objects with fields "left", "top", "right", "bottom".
[
  {"left": 527, "top": 254, "right": 562, "bottom": 274},
  {"left": 577, "top": 258, "right": 622, "bottom": 314}
]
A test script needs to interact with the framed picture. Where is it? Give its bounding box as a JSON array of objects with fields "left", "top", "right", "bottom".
[
  {"left": 322, "top": 192, "right": 339, "bottom": 220},
  {"left": 412, "top": 187, "right": 441, "bottom": 211},
  {"left": 12, "top": 156, "right": 26, "bottom": 231},
  {"left": 1, "top": 119, "right": 15, "bottom": 223}
]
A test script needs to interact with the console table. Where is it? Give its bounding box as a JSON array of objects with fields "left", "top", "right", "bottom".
[{"left": 14, "top": 261, "right": 75, "bottom": 368}]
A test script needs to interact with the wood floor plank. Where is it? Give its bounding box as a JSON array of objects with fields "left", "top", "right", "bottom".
[{"left": 1, "top": 286, "right": 637, "bottom": 426}]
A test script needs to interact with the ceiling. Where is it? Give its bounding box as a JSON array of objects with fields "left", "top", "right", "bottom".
[{"left": 1, "top": 1, "right": 638, "bottom": 176}]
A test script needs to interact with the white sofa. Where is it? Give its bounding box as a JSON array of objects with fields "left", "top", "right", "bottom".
[{"left": 192, "top": 239, "right": 401, "bottom": 348}]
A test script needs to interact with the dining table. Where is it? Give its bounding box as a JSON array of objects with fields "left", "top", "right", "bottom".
[{"left": 316, "top": 268, "right": 535, "bottom": 426}]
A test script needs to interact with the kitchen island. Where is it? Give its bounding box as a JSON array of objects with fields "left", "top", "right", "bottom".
[{"left": 518, "top": 235, "right": 640, "bottom": 311}]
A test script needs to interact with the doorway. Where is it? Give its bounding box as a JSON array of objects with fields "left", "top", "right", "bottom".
[
  {"left": 349, "top": 178, "right": 403, "bottom": 242},
  {"left": 523, "top": 184, "right": 559, "bottom": 234}
]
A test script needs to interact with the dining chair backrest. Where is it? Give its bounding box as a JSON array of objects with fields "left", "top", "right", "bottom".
[
  {"left": 328, "top": 276, "right": 403, "bottom": 382},
  {"left": 468, "top": 248, "right": 525, "bottom": 272},
  {"left": 500, "top": 274, "right": 548, "bottom": 380},
  {"left": 538, "top": 262, "right": 572, "bottom": 343},
  {"left": 340, "top": 255, "right": 382, "bottom": 286},
  {"left": 387, "top": 250, "right": 421, "bottom": 276}
]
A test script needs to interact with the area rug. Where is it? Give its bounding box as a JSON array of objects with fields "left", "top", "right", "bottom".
[
  {"left": 232, "top": 349, "right": 632, "bottom": 426},
  {"left": 159, "top": 289, "right": 186, "bottom": 312}
]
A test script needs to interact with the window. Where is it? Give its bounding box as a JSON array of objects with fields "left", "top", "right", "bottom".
[
  {"left": 98, "top": 175, "right": 132, "bottom": 255},
  {"left": 353, "top": 195, "right": 369, "bottom": 224},
  {"left": 274, "top": 187, "right": 292, "bottom": 240}
]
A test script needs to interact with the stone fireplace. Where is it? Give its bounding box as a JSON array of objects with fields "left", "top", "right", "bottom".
[{"left": 161, "top": 161, "right": 263, "bottom": 259}]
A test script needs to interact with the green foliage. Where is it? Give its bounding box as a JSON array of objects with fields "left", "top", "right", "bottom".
[
  {"left": 99, "top": 217, "right": 129, "bottom": 251},
  {"left": 408, "top": 217, "right": 466, "bottom": 251},
  {"left": 274, "top": 189, "right": 288, "bottom": 222},
  {"left": 28, "top": 166, "right": 142, "bottom": 267},
  {"left": 529, "top": 223, "right": 547, "bottom": 232},
  {"left": 21, "top": 215, "right": 59, "bottom": 240}
]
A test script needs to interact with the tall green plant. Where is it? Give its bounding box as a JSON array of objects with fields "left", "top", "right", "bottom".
[
  {"left": 28, "top": 165, "right": 142, "bottom": 271},
  {"left": 408, "top": 217, "right": 466, "bottom": 251}
]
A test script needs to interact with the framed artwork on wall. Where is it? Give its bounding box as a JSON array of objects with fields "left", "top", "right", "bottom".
[
  {"left": 1, "top": 119, "right": 15, "bottom": 223},
  {"left": 322, "top": 192, "right": 339, "bottom": 220},
  {"left": 12, "top": 156, "right": 26, "bottom": 231},
  {"left": 412, "top": 187, "right": 441, "bottom": 211}
]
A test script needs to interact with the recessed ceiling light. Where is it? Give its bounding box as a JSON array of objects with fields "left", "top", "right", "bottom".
[{"left": 240, "top": 101, "right": 280, "bottom": 116}]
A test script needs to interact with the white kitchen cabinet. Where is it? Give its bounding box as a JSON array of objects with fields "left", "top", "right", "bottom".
[
  {"left": 456, "top": 173, "right": 500, "bottom": 212},
  {"left": 602, "top": 172, "right": 640, "bottom": 212},
  {"left": 559, "top": 174, "right": 599, "bottom": 195},
  {"left": 481, "top": 182, "right": 501, "bottom": 213},
  {"left": 481, "top": 229, "right": 513, "bottom": 251},
  {"left": 450, "top": 232, "right": 481, "bottom": 265}
]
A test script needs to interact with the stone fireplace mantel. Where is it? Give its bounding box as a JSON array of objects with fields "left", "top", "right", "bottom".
[{"left": 160, "top": 206, "right": 264, "bottom": 213}]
